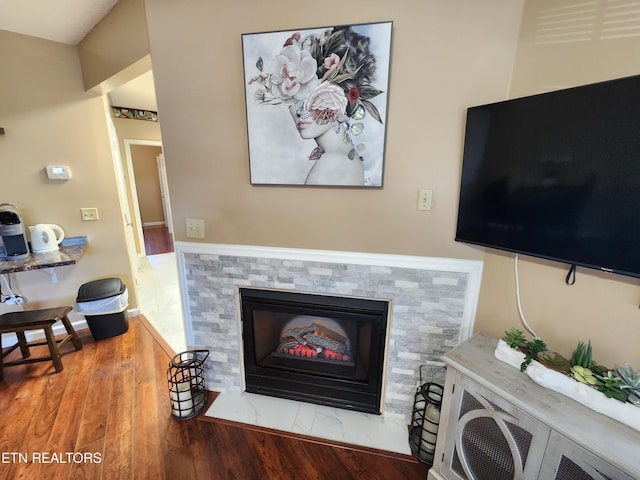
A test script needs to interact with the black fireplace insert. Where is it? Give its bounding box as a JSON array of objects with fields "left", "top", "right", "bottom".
[{"left": 240, "top": 288, "right": 390, "bottom": 414}]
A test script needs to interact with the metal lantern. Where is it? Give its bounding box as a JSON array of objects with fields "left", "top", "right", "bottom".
[
  {"left": 409, "top": 364, "right": 445, "bottom": 466},
  {"left": 167, "top": 349, "right": 209, "bottom": 420}
]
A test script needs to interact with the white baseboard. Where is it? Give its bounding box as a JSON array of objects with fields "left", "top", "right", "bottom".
[{"left": 142, "top": 221, "right": 166, "bottom": 227}]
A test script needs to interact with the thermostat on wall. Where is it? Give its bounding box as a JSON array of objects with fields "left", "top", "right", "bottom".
[{"left": 46, "top": 165, "right": 72, "bottom": 180}]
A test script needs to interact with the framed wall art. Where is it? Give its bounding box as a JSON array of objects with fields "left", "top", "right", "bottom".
[{"left": 242, "top": 21, "right": 392, "bottom": 187}]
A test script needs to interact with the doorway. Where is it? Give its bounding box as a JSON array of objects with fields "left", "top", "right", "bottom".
[
  {"left": 120, "top": 138, "right": 186, "bottom": 353},
  {"left": 123, "top": 139, "right": 173, "bottom": 256}
]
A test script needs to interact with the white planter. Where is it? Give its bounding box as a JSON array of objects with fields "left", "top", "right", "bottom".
[{"left": 494, "top": 339, "right": 640, "bottom": 433}]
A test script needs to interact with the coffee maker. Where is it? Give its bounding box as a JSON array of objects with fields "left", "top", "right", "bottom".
[{"left": 0, "top": 203, "right": 30, "bottom": 260}]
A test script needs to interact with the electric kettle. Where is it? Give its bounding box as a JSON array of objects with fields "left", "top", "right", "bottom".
[{"left": 28, "top": 224, "right": 65, "bottom": 253}]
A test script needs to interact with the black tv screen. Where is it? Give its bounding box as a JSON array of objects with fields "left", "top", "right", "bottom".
[{"left": 455, "top": 74, "right": 640, "bottom": 279}]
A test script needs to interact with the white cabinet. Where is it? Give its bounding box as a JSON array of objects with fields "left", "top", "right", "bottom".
[
  {"left": 428, "top": 334, "right": 640, "bottom": 480},
  {"left": 435, "top": 371, "right": 549, "bottom": 479},
  {"left": 539, "top": 432, "right": 635, "bottom": 480}
]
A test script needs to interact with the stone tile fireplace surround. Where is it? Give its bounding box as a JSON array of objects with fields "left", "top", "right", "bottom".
[{"left": 175, "top": 243, "right": 483, "bottom": 425}]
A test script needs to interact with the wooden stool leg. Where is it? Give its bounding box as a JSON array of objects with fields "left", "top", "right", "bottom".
[
  {"left": 43, "top": 326, "right": 63, "bottom": 373},
  {"left": 60, "top": 315, "right": 83, "bottom": 351},
  {"left": 16, "top": 331, "right": 30, "bottom": 358}
]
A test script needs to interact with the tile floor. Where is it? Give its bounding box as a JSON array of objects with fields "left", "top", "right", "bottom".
[{"left": 136, "top": 252, "right": 187, "bottom": 355}]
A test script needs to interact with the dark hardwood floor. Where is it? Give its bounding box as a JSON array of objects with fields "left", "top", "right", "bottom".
[
  {"left": 143, "top": 225, "right": 174, "bottom": 256},
  {"left": 0, "top": 315, "right": 429, "bottom": 479}
]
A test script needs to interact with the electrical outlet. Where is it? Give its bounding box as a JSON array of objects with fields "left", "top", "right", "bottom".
[
  {"left": 417, "top": 189, "right": 433, "bottom": 211},
  {"left": 81, "top": 207, "right": 99, "bottom": 221},
  {"left": 186, "top": 218, "right": 205, "bottom": 239}
]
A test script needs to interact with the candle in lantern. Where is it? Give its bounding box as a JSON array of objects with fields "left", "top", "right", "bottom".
[
  {"left": 170, "top": 381, "right": 194, "bottom": 417},
  {"left": 190, "top": 367, "right": 199, "bottom": 388},
  {"left": 421, "top": 403, "right": 440, "bottom": 453}
]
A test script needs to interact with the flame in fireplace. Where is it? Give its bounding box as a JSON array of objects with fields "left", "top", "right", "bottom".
[{"left": 278, "top": 316, "right": 352, "bottom": 362}]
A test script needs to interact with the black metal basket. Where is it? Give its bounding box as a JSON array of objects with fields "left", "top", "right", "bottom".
[
  {"left": 167, "top": 349, "right": 209, "bottom": 420},
  {"left": 409, "top": 365, "right": 444, "bottom": 466}
]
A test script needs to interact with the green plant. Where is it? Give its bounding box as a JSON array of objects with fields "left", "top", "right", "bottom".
[
  {"left": 536, "top": 350, "right": 571, "bottom": 374},
  {"left": 589, "top": 363, "right": 610, "bottom": 376},
  {"left": 595, "top": 370, "right": 628, "bottom": 402},
  {"left": 616, "top": 364, "right": 640, "bottom": 406},
  {"left": 571, "top": 340, "right": 594, "bottom": 369},
  {"left": 502, "top": 327, "right": 527, "bottom": 350},
  {"left": 571, "top": 365, "right": 598, "bottom": 385},
  {"left": 520, "top": 337, "right": 547, "bottom": 372}
]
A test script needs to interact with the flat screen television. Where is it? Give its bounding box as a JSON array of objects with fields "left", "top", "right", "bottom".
[{"left": 455, "top": 74, "right": 640, "bottom": 279}]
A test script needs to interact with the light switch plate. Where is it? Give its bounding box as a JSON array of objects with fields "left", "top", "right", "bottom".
[
  {"left": 81, "top": 207, "right": 99, "bottom": 221},
  {"left": 417, "top": 189, "right": 433, "bottom": 211},
  {"left": 186, "top": 218, "right": 205, "bottom": 239}
]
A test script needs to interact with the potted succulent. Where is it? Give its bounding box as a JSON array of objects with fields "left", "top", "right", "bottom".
[
  {"left": 496, "top": 327, "right": 640, "bottom": 432},
  {"left": 500, "top": 327, "right": 547, "bottom": 372},
  {"left": 502, "top": 327, "right": 527, "bottom": 352},
  {"left": 595, "top": 370, "right": 628, "bottom": 402},
  {"left": 569, "top": 340, "right": 598, "bottom": 385},
  {"left": 617, "top": 364, "right": 640, "bottom": 406},
  {"left": 536, "top": 350, "right": 571, "bottom": 374}
]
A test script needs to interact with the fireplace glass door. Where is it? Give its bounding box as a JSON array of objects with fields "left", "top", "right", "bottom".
[{"left": 240, "top": 288, "right": 390, "bottom": 414}]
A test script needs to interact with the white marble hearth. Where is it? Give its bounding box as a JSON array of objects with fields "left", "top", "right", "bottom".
[{"left": 205, "top": 391, "right": 411, "bottom": 455}]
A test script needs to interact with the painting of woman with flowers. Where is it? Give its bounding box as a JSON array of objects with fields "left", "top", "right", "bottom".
[{"left": 243, "top": 22, "right": 392, "bottom": 187}]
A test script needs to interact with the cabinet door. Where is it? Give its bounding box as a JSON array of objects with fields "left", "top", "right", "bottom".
[
  {"left": 439, "top": 374, "right": 550, "bottom": 480},
  {"left": 539, "top": 432, "right": 635, "bottom": 480}
]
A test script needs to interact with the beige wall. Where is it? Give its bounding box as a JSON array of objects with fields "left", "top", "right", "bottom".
[
  {"left": 78, "top": 0, "right": 150, "bottom": 91},
  {"left": 131, "top": 145, "right": 164, "bottom": 225},
  {"left": 113, "top": 116, "right": 162, "bottom": 152},
  {"left": 474, "top": 0, "right": 640, "bottom": 367},
  {"left": 144, "top": 0, "right": 524, "bottom": 257},
  {"left": 0, "top": 31, "right": 133, "bottom": 316}
]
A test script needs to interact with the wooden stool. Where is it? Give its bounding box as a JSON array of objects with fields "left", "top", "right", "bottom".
[{"left": 0, "top": 306, "right": 83, "bottom": 381}]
